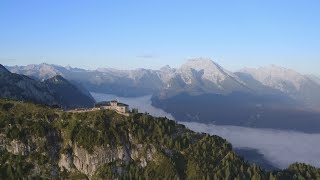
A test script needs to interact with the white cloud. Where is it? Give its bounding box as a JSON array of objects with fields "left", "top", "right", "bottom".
[{"left": 182, "top": 122, "right": 320, "bottom": 169}]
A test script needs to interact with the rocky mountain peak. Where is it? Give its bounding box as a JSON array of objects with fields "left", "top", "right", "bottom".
[
  {"left": 51, "top": 75, "right": 67, "bottom": 82},
  {"left": 65, "top": 65, "right": 73, "bottom": 70},
  {"left": 179, "top": 58, "right": 242, "bottom": 85},
  {"left": 160, "top": 65, "right": 172, "bottom": 71},
  {"left": 239, "top": 65, "right": 306, "bottom": 92},
  {"left": 181, "top": 58, "right": 220, "bottom": 70}
]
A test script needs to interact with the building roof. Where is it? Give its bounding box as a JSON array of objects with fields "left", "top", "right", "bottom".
[
  {"left": 94, "top": 101, "right": 111, "bottom": 107},
  {"left": 117, "top": 102, "right": 129, "bottom": 107},
  {"left": 94, "top": 101, "right": 128, "bottom": 107}
]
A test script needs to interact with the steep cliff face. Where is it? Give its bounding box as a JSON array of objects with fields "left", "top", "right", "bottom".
[
  {"left": 0, "top": 116, "right": 159, "bottom": 178},
  {"left": 0, "top": 129, "right": 62, "bottom": 178},
  {"left": 1, "top": 99, "right": 320, "bottom": 179},
  {"left": 0, "top": 100, "right": 180, "bottom": 178},
  {"left": 6, "top": 139, "right": 32, "bottom": 156},
  {"left": 58, "top": 143, "right": 157, "bottom": 177}
]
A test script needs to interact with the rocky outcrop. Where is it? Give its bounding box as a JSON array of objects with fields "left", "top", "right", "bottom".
[
  {"left": 58, "top": 143, "right": 157, "bottom": 177},
  {"left": 1, "top": 129, "right": 157, "bottom": 178},
  {"left": 0, "top": 135, "right": 7, "bottom": 152},
  {"left": 59, "top": 153, "right": 74, "bottom": 172},
  {"left": 72, "top": 144, "right": 116, "bottom": 176},
  {"left": 6, "top": 140, "right": 30, "bottom": 155}
]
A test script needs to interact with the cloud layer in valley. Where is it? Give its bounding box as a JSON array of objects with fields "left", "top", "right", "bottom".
[{"left": 183, "top": 122, "right": 320, "bottom": 169}]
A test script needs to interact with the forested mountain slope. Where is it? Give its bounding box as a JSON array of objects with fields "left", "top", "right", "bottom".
[
  {"left": 0, "top": 64, "right": 95, "bottom": 109},
  {"left": 44, "top": 75, "right": 95, "bottom": 109},
  {"left": 0, "top": 64, "right": 56, "bottom": 105},
  {"left": 0, "top": 99, "right": 319, "bottom": 179}
]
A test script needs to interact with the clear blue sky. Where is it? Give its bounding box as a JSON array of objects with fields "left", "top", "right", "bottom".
[{"left": 0, "top": 0, "right": 319, "bottom": 75}]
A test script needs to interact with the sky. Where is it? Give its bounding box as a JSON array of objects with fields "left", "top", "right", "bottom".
[{"left": 0, "top": 0, "right": 319, "bottom": 75}]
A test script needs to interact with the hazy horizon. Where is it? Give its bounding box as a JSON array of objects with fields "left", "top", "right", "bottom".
[
  {"left": 3, "top": 60, "right": 320, "bottom": 77},
  {"left": 1, "top": 1, "right": 320, "bottom": 75}
]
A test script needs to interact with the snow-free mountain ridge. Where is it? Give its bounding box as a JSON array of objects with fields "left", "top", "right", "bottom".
[
  {"left": 0, "top": 65, "right": 95, "bottom": 108},
  {"left": 238, "top": 65, "right": 320, "bottom": 109}
]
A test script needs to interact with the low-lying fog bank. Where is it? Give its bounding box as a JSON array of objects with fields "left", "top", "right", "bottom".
[
  {"left": 91, "top": 92, "right": 320, "bottom": 169},
  {"left": 183, "top": 122, "right": 320, "bottom": 169}
]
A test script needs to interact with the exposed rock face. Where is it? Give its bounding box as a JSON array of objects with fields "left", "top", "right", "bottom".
[
  {"left": 238, "top": 65, "right": 320, "bottom": 109},
  {"left": 6, "top": 140, "right": 30, "bottom": 156},
  {"left": 72, "top": 144, "right": 116, "bottom": 176},
  {"left": 59, "top": 153, "right": 73, "bottom": 172},
  {"left": 1, "top": 133, "right": 157, "bottom": 178},
  {"left": 59, "top": 143, "right": 156, "bottom": 177},
  {"left": 1, "top": 136, "right": 44, "bottom": 156},
  {"left": 0, "top": 136, "right": 5, "bottom": 152}
]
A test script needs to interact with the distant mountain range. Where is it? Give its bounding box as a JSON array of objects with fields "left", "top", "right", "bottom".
[
  {"left": 238, "top": 66, "right": 320, "bottom": 109},
  {"left": 5, "top": 59, "right": 320, "bottom": 132},
  {"left": 6, "top": 59, "right": 320, "bottom": 109},
  {"left": 7, "top": 63, "right": 164, "bottom": 97},
  {"left": 0, "top": 64, "right": 95, "bottom": 109}
]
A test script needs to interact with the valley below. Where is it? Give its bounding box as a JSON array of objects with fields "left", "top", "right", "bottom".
[
  {"left": 152, "top": 93, "right": 320, "bottom": 133},
  {"left": 91, "top": 92, "right": 320, "bottom": 170}
]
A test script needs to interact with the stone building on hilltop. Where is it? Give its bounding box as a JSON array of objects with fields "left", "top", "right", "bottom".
[{"left": 95, "top": 100, "right": 129, "bottom": 115}]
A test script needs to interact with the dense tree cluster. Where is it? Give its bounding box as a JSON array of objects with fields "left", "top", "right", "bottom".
[{"left": 0, "top": 99, "right": 320, "bottom": 179}]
